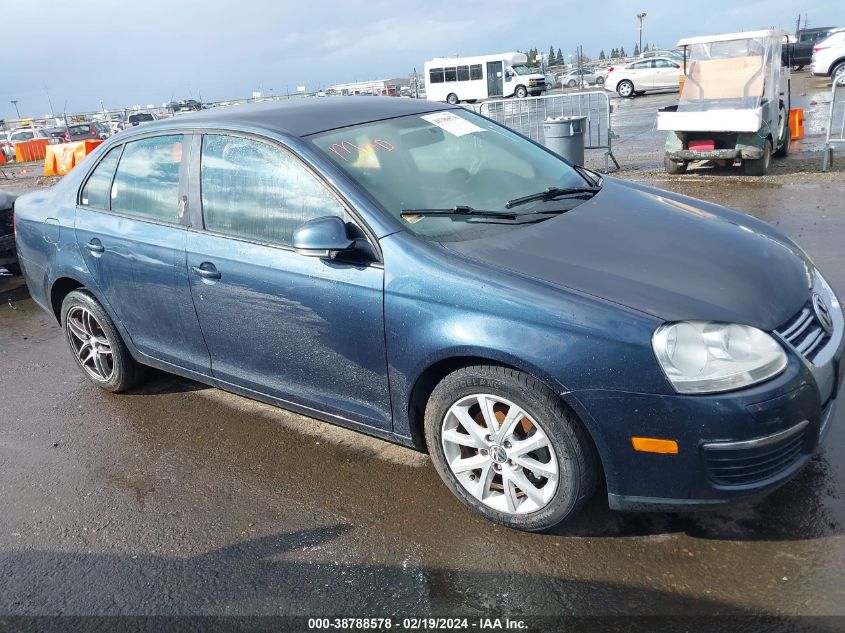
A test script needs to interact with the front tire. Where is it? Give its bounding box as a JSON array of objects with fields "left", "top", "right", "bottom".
[
  {"left": 617, "top": 80, "right": 634, "bottom": 98},
  {"left": 515, "top": 85, "right": 528, "bottom": 98},
  {"left": 773, "top": 103, "right": 790, "bottom": 158},
  {"left": 567, "top": 79, "right": 577, "bottom": 87},
  {"left": 61, "top": 289, "right": 146, "bottom": 392},
  {"left": 595, "top": 76, "right": 604, "bottom": 85},
  {"left": 424, "top": 365, "right": 598, "bottom": 532},
  {"left": 446, "top": 93, "right": 459, "bottom": 105},
  {"left": 743, "top": 139, "right": 772, "bottom": 176}
]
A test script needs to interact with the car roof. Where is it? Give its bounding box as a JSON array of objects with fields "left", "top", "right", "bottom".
[
  {"left": 137, "top": 96, "right": 455, "bottom": 138},
  {"left": 628, "top": 56, "right": 677, "bottom": 64}
]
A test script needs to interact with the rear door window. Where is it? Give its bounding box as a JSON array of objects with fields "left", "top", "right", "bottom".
[
  {"left": 80, "top": 146, "right": 122, "bottom": 208},
  {"left": 111, "top": 135, "right": 184, "bottom": 223}
]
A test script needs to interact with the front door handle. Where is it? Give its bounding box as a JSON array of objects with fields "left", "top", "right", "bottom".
[
  {"left": 85, "top": 239, "right": 105, "bottom": 254},
  {"left": 191, "top": 263, "right": 221, "bottom": 280}
]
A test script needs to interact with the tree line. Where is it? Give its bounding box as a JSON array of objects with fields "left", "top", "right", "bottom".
[{"left": 521, "top": 42, "right": 660, "bottom": 68}]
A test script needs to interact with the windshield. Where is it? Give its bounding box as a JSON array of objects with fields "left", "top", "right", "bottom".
[
  {"left": 511, "top": 64, "right": 534, "bottom": 76},
  {"left": 311, "top": 110, "right": 589, "bottom": 241},
  {"left": 678, "top": 35, "right": 781, "bottom": 112}
]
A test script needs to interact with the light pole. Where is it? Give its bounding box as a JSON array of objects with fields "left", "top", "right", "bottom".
[
  {"left": 10, "top": 100, "right": 20, "bottom": 118},
  {"left": 637, "top": 12, "right": 647, "bottom": 55}
]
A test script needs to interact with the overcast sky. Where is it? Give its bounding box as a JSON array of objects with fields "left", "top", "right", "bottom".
[{"left": 2, "top": 0, "right": 842, "bottom": 118}]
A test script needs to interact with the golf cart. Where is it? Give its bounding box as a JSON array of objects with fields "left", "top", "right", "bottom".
[{"left": 657, "top": 29, "right": 791, "bottom": 176}]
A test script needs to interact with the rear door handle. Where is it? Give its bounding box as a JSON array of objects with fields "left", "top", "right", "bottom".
[
  {"left": 85, "top": 239, "right": 105, "bottom": 254},
  {"left": 191, "top": 264, "right": 221, "bottom": 280}
]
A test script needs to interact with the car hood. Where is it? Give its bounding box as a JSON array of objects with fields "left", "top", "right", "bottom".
[{"left": 443, "top": 178, "right": 810, "bottom": 331}]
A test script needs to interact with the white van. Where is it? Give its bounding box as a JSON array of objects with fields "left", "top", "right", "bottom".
[{"left": 424, "top": 52, "right": 547, "bottom": 104}]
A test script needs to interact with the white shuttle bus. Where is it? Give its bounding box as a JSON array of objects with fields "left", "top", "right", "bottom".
[{"left": 423, "top": 52, "right": 547, "bottom": 104}]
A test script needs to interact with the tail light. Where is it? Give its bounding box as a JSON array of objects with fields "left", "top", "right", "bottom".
[
  {"left": 813, "top": 46, "right": 826, "bottom": 52},
  {"left": 607, "top": 66, "right": 615, "bottom": 73}
]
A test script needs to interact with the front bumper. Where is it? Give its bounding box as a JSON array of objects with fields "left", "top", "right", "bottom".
[
  {"left": 573, "top": 297, "right": 845, "bottom": 512},
  {"left": 666, "top": 148, "right": 765, "bottom": 161}
]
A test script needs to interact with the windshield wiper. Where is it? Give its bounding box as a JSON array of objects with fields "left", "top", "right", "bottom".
[
  {"left": 400, "top": 206, "right": 518, "bottom": 219},
  {"left": 505, "top": 186, "right": 601, "bottom": 209}
]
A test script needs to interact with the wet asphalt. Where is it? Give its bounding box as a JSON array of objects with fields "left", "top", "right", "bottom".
[{"left": 1, "top": 81, "right": 845, "bottom": 629}]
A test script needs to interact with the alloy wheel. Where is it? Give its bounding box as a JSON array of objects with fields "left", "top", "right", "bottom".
[
  {"left": 65, "top": 306, "right": 114, "bottom": 382},
  {"left": 441, "top": 394, "right": 560, "bottom": 515}
]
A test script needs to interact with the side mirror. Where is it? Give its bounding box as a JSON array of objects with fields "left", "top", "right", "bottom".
[{"left": 292, "top": 216, "right": 355, "bottom": 258}]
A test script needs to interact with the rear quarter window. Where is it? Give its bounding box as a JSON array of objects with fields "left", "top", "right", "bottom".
[{"left": 80, "top": 146, "right": 122, "bottom": 208}]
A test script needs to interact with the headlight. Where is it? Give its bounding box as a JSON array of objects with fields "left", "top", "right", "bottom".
[{"left": 652, "top": 322, "right": 787, "bottom": 394}]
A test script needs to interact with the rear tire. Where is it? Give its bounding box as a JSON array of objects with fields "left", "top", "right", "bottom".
[
  {"left": 617, "top": 80, "right": 634, "bottom": 98},
  {"left": 446, "top": 93, "right": 459, "bottom": 105},
  {"left": 567, "top": 79, "right": 577, "bottom": 87},
  {"left": 61, "top": 289, "right": 147, "bottom": 393},
  {"left": 595, "top": 76, "right": 604, "bottom": 85},
  {"left": 424, "top": 364, "right": 598, "bottom": 532},
  {"left": 664, "top": 155, "right": 688, "bottom": 174},
  {"left": 743, "top": 139, "right": 772, "bottom": 176},
  {"left": 832, "top": 62, "right": 845, "bottom": 84}
]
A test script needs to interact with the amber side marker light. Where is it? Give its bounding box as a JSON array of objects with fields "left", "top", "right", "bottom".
[{"left": 631, "top": 437, "right": 679, "bottom": 454}]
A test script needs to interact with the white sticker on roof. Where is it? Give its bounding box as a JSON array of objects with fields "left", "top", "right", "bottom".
[{"left": 420, "top": 111, "right": 486, "bottom": 136}]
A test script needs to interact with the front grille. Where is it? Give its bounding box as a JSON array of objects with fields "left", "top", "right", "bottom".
[
  {"left": 703, "top": 421, "right": 808, "bottom": 486},
  {"left": 775, "top": 303, "right": 831, "bottom": 363}
]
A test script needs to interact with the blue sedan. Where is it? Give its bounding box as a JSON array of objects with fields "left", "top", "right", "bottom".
[{"left": 13, "top": 97, "right": 844, "bottom": 531}]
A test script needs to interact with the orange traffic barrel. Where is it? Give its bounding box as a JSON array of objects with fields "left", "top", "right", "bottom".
[{"left": 789, "top": 108, "right": 805, "bottom": 140}]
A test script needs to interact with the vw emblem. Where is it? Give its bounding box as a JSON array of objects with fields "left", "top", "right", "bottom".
[
  {"left": 812, "top": 293, "right": 834, "bottom": 335},
  {"left": 490, "top": 446, "right": 508, "bottom": 464}
]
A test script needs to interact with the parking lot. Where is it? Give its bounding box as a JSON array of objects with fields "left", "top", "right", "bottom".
[{"left": 2, "top": 71, "right": 845, "bottom": 629}]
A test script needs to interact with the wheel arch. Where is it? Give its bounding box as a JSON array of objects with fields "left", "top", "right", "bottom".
[
  {"left": 407, "top": 351, "right": 590, "bottom": 450},
  {"left": 50, "top": 276, "right": 86, "bottom": 321},
  {"left": 829, "top": 57, "right": 845, "bottom": 75}
]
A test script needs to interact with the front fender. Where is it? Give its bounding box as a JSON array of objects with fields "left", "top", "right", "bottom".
[{"left": 380, "top": 232, "right": 664, "bottom": 440}]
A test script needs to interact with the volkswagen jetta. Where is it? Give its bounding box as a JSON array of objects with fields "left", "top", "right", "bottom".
[{"left": 13, "top": 98, "right": 843, "bottom": 531}]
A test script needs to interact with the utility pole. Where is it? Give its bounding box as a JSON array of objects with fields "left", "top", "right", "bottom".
[
  {"left": 578, "top": 45, "right": 584, "bottom": 91},
  {"left": 44, "top": 86, "right": 55, "bottom": 119},
  {"left": 637, "top": 12, "right": 647, "bottom": 57},
  {"left": 10, "top": 100, "right": 20, "bottom": 118}
]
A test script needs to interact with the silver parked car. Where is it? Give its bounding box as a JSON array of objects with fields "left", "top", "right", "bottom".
[{"left": 558, "top": 67, "right": 604, "bottom": 88}]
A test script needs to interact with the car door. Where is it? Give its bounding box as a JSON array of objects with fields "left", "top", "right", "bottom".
[
  {"left": 185, "top": 133, "right": 391, "bottom": 429},
  {"left": 75, "top": 134, "right": 211, "bottom": 374},
  {"left": 628, "top": 60, "right": 656, "bottom": 90},
  {"left": 652, "top": 59, "right": 681, "bottom": 89}
]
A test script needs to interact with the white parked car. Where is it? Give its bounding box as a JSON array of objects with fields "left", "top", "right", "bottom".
[
  {"left": 811, "top": 30, "right": 845, "bottom": 82},
  {"left": 603, "top": 57, "right": 681, "bottom": 98}
]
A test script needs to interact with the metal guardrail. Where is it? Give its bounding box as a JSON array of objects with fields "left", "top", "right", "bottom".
[
  {"left": 822, "top": 76, "right": 845, "bottom": 172},
  {"left": 474, "top": 92, "right": 619, "bottom": 171}
]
